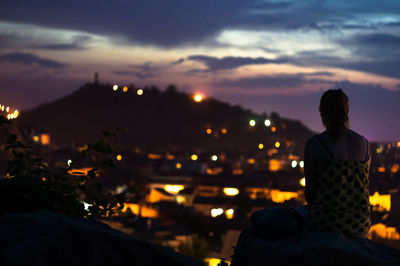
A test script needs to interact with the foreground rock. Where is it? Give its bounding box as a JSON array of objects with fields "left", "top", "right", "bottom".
[
  {"left": 0, "top": 212, "right": 201, "bottom": 266},
  {"left": 232, "top": 230, "right": 400, "bottom": 266}
]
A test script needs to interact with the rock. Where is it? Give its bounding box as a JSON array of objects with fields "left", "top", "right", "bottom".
[
  {"left": 231, "top": 230, "right": 400, "bottom": 266},
  {"left": 0, "top": 212, "right": 202, "bottom": 266}
]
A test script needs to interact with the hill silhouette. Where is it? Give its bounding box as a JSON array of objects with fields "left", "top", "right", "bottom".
[{"left": 18, "top": 83, "right": 314, "bottom": 155}]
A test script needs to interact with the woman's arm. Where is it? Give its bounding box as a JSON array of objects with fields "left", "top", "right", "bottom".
[{"left": 304, "top": 138, "right": 317, "bottom": 205}]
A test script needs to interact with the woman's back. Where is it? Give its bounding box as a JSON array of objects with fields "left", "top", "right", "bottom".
[{"left": 304, "top": 129, "right": 371, "bottom": 237}]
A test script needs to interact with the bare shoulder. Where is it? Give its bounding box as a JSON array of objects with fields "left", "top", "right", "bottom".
[{"left": 346, "top": 128, "right": 369, "bottom": 145}]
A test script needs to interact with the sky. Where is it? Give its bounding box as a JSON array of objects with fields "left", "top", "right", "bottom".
[{"left": 0, "top": 0, "right": 399, "bottom": 142}]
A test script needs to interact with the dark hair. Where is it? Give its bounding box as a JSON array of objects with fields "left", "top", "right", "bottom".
[{"left": 319, "top": 89, "right": 349, "bottom": 140}]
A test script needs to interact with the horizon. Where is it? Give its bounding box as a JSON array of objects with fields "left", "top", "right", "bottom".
[{"left": 0, "top": 1, "right": 399, "bottom": 142}]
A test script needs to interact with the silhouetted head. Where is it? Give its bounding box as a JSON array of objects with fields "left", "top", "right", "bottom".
[{"left": 319, "top": 89, "right": 349, "bottom": 140}]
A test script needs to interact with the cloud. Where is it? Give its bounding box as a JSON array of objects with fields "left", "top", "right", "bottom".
[
  {"left": 186, "top": 55, "right": 288, "bottom": 72},
  {"left": 1, "top": 0, "right": 399, "bottom": 48},
  {"left": 32, "top": 35, "right": 91, "bottom": 50},
  {"left": 0, "top": 52, "right": 67, "bottom": 68},
  {"left": 113, "top": 63, "right": 158, "bottom": 79}
]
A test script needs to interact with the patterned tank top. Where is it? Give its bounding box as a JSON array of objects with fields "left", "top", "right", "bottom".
[{"left": 309, "top": 136, "right": 371, "bottom": 235}]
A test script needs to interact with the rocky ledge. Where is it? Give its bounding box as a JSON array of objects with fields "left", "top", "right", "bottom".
[
  {"left": 231, "top": 229, "right": 400, "bottom": 266},
  {"left": 0, "top": 212, "right": 201, "bottom": 266}
]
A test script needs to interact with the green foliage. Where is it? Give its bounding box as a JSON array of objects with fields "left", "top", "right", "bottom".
[{"left": 0, "top": 116, "right": 125, "bottom": 219}]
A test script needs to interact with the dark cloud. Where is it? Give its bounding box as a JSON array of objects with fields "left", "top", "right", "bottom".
[
  {"left": 113, "top": 63, "right": 158, "bottom": 79},
  {"left": 0, "top": 52, "right": 67, "bottom": 68},
  {"left": 1, "top": 1, "right": 399, "bottom": 48},
  {"left": 0, "top": 32, "right": 91, "bottom": 51},
  {"left": 186, "top": 55, "right": 288, "bottom": 72}
]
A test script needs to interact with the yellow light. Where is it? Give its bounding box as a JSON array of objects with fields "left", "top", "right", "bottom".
[
  {"left": 291, "top": 160, "right": 297, "bottom": 168},
  {"left": 7, "top": 114, "right": 10, "bottom": 120},
  {"left": 42, "top": 177, "right": 46, "bottom": 182},
  {"left": 211, "top": 208, "right": 224, "bottom": 217},
  {"left": 221, "top": 128, "right": 227, "bottom": 134},
  {"left": 6, "top": 106, "right": 9, "bottom": 112},
  {"left": 137, "top": 89, "right": 143, "bottom": 95},
  {"left": 211, "top": 155, "right": 218, "bottom": 161},
  {"left": 13, "top": 110, "right": 19, "bottom": 118},
  {"left": 205, "top": 258, "right": 231, "bottom": 266},
  {"left": 193, "top": 93, "right": 204, "bottom": 102},
  {"left": 176, "top": 163, "right": 182, "bottom": 169},
  {"left": 33, "top": 136, "right": 39, "bottom": 142},
  {"left": 271, "top": 126, "right": 276, "bottom": 133},
  {"left": 0, "top": 105, "right": 4, "bottom": 111},
  {"left": 164, "top": 184, "right": 184, "bottom": 194},
  {"left": 176, "top": 195, "right": 186, "bottom": 204},
  {"left": 249, "top": 120, "right": 256, "bottom": 126},
  {"left": 397, "top": 142, "right": 400, "bottom": 148},
  {"left": 116, "top": 154, "right": 122, "bottom": 161},
  {"left": 191, "top": 154, "right": 198, "bottom": 161},
  {"left": 264, "top": 119, "right": 271, "bottom": 127},
  {"left": 123, "top": 86, "right": 128, "bottom": 92},
  {"left": 113, "top": 85, "right": 118, "bottom": 91},
  {"left": 225, "top": 209, "right": 234, "bottom": 219},
  {"left": 67, "top": 159, "right": 72, "bottom": 167},
  {"left": 275, "top": 141, "right": 280, "bottom": 148},
  {"left": 258, "top": 143, "right": 264, "bottom": 149},
  {"left": 299, "top": 160, "right": 304, "bottom": 168},
  {"left": 206, "top": 128, "right": 212, "bottom": 134},
  {"left": 300, "top": 177, "right": 306, "bottom": 187},
  {"left": 223, "top": 187, "right": 239, "bottom": 196}
]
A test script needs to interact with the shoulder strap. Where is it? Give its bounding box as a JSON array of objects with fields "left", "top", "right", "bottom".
[
  {"left": 364, "top": 139, "right": 370, "bottom": 162},
  {"left": 316, "top": 135, "right": 335, "bottom": 160}
]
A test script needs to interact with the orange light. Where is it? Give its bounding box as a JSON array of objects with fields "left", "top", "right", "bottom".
[
  {"left": 225, "top": 209, "right": 234, "bottom": 219},
  {"left": 33, "top": 136, "right": 39, "bottom": 142},
  {"left": 123, "top": 86, "right": 128, "bottom": 92},
  {"left": 193, "top": 93, "right": 204, "bottom": 102},
  {"left": 148, "top": 153, "right": 162, "bottom": 159},
  {"left": 391, "top": 163, "right": 399, "bottom": 173},
  {"left": 176, "top": 163, "right": 182, "bottom": 169},
  {"left": 221, "top": 128, "right": 227, "bottom": 134},
  {"left": 271, "top": 126, "right": 276, "bottom": 133},
  {"left": 247, "top": 158, "right": 255, "bottom": 164},
  {"left": 206, "top": 128, "right": 212, "bottom": 134},
  {"left": 232, "top": 169, "right": 243, "bottom": 175},
  {"left": 269, "top": 159, "right": 283, "bottom": 172},
  {"left": 40, "top": 134, "right": 50, "bottom": 145},
  {"left": 378, "top": 167, "right": 386, "bottom": 173},
  {"left": 116, "top": 154, "right": 122, "bottom": 161}
]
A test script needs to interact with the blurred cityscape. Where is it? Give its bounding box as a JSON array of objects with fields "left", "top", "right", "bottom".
[{"left": 1, "top": 77, "right": 399, "bottom": 265}]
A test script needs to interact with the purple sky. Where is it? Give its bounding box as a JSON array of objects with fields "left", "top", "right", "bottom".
[{"left": 0, "top": 0, "right": 399, "bottom": 142}]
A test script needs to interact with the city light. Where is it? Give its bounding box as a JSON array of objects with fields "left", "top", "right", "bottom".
[
  {"left": 6, "top": 106, "right": 9, "bottom": 112},
  {"left": 176, "top": 163, "right": 182, "bottom": 169},
  {"left": 116, "top": 154, "right": 122, "bottom": 161},
  {"left": 191, "top": 154, "right": 198, "bottom": 161},
  {"left": 164, "top": 184, "right": 184, "bottom": 194},
  {"left": 123, "top": 86, "right": 128, "bottom": 92},
  {"left": 206, "top": 128, "right": 212, "bottom": 134},
  {"left": 33, "top": 136, "right": 39, "bottom": 142},
  {"left": 271, "top": 126, "right": 276, "bottom": 133},
  {"left": 225, "top": 209, "right": 234, "bottom": 219},
  {"left": 264, "top": 119, "right": 271, "bottom": 127},
  {"left": 300, "top": 177, "right": 306, "bottom": 187},
  {"left": 13, "top": 110, "right": 19, "bottom": 118},
  {"left": 249, "top": 120, "right": 256, "bottom": 126},
  {"left": 221, "top": 128, "right": 227, "bottom": 134},
  {"left": 275, "top": 141, "right": 280, "bottom": 148},
  {"left": 40, "top": 134, "right": 50, "bottom": 145},
  {"left": 67, "top": 159, "right": 72, "bottom": 167},
  {"left": 193, "top": 93, "right": 204, "bottom": 102},
  {"left": 211, "top": 208, "right": 224, "bottom": 217},
  {"left": 299, "top": 160, "right": 304, "bottom": 168},
  {"left": 223, "top": 187, "right": 239, "bottom": 196},
  {"left": 137, "top": 89, "right": 143, "bottom": 95},
  {"left": 211, "top": 155, "right": 218, "bottom": 161},
  {"left": 291, "top": 160, "right": 297, "bottom": 168},
  {"left": 113, "top": 85, "right": 118, "bottom": 91},
  {"left": 258, "top": 143, "right": 264, "bottom": 149}
]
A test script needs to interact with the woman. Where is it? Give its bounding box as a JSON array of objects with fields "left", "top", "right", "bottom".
[{"left": 302, "top": 89, "right": 371, "bottom": 238}]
